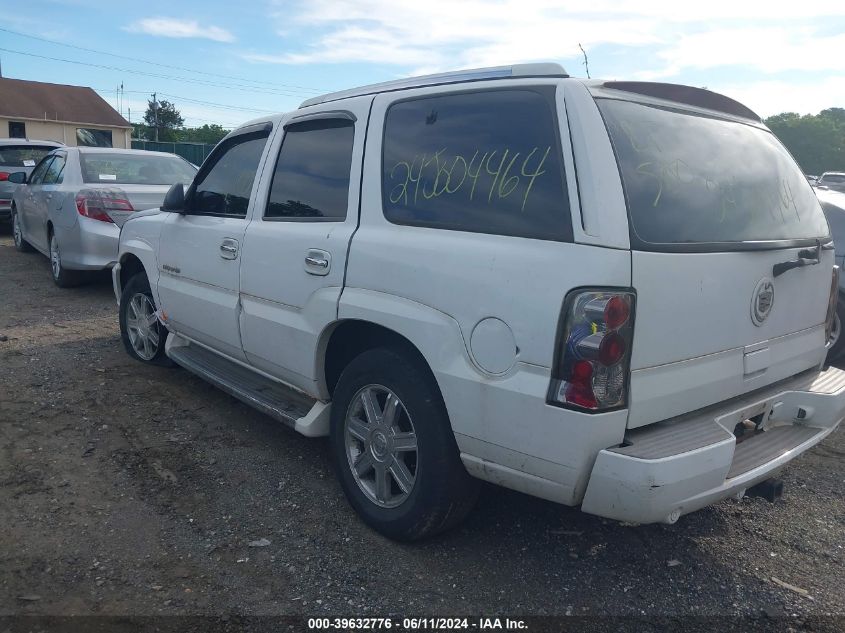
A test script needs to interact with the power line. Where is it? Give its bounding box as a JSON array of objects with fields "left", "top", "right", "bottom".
[
  {"left": 93, "top": 88, "right": 277, "bottom": 114},
  {"left": 0, "top": 47, "right": 319, "bottom": 98},
  {"left": 0, "top": 26, "right": 324, "bottom": 94}
]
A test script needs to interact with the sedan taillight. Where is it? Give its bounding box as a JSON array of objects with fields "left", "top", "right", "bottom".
[
  {"left": 548, "top": 289, "right": 636, "bottom": 412},
  {"left": 76, "top": 189, "right": 134, "bottom": 223}
]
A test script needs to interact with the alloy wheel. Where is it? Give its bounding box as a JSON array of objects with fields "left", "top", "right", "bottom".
[
  {"left": 344, "top": 384, "right": 418, "bottom": 508},
  {"left": 50, "top": 235, "right": 61, "bottom": 279},
  {"left": 13, "top": 214, "right": 22, "bottom": 248},
  {"left": 126, "top": 292, "right": 161, "bottom": 361}
]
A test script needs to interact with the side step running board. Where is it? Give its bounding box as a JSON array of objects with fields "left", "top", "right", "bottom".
[{"left": 166, "top": 339, "right": 330, "bottom": 437}]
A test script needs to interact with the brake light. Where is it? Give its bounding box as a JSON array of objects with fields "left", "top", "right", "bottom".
[
  {"left": 75, "top": 189, "right": 134, "bottom": 223},
  {"left": 826, "top": 266, "right": 840, "bottom": 343},
  {"left": 0, "top": 172, "right": 9, "bottom": 181},
  {"left": 548, "top": 289, "right": 636, "bottom": 412}
]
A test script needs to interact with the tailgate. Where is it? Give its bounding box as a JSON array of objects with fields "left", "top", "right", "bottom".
[
  {"left": 593, "top": 90, "right": 833, "bottom": 428},
  {"left": 629, "top": 248, "right": 832, "bottom": 427}
]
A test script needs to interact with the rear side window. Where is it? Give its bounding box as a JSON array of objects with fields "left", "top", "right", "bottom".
[
  {"left": 598, "top": 99, "right": 829, "bottom": 249},
  {"left": 42, "top": 154, "right": 66, "bottom": 184},
  {"left": 189, "top": 131, "right": 269, "bottom": 218},
  {"left": 382, "top": 88, "right": 571, "bottom": 241},
  {"left": 265, "top": 119, "right": 354, "bottom": 220}
]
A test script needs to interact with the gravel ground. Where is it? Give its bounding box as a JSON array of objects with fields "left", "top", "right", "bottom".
[{"left": 1, "top": 227, "right": 844, "bottom": 628}]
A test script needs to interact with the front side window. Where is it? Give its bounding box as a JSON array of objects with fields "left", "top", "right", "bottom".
[
  {"left": 42, "top": 154, "right": 66, "bottom": 184},
  {"left": 598, "top": 98, "right": 829, "bottom": 249},
  {"left": 189, "top": 131, "right": 270, "bottom": 218},
  {"left": 382, "top": 88, "right": 571, "bottom": 241},
  {"left": 265, "top": 119, "right": 354, "bottom": 220},
  {"left": 28, "top": 156, "right": 55, "bottom": 185}
]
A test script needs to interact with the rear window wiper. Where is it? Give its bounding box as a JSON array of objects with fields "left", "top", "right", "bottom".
[{"left": 772, "top": 240, "right": 828, "bottom": 277}]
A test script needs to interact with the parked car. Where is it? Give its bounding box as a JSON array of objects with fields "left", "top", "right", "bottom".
[
  {"left": 10, "top": 147, "right": 197, "bottom": 286},
  {"left": 113, "top": 64, "right": 845, "bottom": 541},
  {"left": 0, "top": 139, "right": 63, "bottom": 223},
  {"left": 818, "top": 188, "right": 845, "bottom": 360},
  {"left": 817, "top": 171, "right": 845, "bottom": 192},
  {"left": 806, "top": 174, "right": 819, "bottom": 185}
]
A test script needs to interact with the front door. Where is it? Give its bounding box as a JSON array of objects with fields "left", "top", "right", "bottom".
[
  {"left": 157, "top": 124, "right": 273, "bottom": 361},
  {"left": 18, "top": 155, "right": 55, "bottom": 252},
  {"left": 238, "top": 97, "right": 372, "bottom": 394}
]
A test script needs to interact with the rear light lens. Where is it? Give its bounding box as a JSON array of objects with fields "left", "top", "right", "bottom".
[
  {"left": 548, "top": 289, "right": 636, "bottom": 412},
  {"left": 75, "top": 189, "right": 134, "bottom": 223},
  {"left": 826, "top": 266, "right": 840, "bottom": 344},
  {"left": 0, "top": 172, "right": 9, "bottom": 181}
]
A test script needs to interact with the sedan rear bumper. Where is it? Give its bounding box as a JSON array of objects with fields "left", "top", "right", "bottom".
[{"left": 581, "top": 365, "right": 845, "bottom": 524}]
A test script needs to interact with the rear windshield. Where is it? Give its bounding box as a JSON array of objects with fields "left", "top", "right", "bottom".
[
  {"left": 0, "top": 145, "right": 57, "bottom": 167},
  {"left": 598, "top": 99, "right": 829, "bottom": 249},
  {"left": 80, "top": 153, "right": 197, "bottom": 185}
]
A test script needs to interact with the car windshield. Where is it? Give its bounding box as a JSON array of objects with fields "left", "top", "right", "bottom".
[
  {"left": 0, "top": 145, "right": 58, "bottom": 167},
  {"left": 79, "top": 152, "right": 197, "bottom": 185},
  {"left": 598, "top": 98, "right": 829, "bottom": 249}
]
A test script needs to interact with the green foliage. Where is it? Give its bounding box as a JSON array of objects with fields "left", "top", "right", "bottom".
[
  {"left": 143, "top": 99, "right": 184, "bottom": 142},
  {"left": 178, "top": 124, "right": 229, "bottom": 145},
  {"left": 765, "top": 108, "right": 845, "bottom": 175}
]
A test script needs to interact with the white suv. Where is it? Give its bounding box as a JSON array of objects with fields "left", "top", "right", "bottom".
[{"left": 113, "top": 64, "right": 845, "bottom": 540}]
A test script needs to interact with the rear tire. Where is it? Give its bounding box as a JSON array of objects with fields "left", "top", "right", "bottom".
[
  {"left": 330, "top": 347, "right": 479, "bottom": 541},
  {"left": 49, "top": 231, "right": 82, "bottom": 288},
  {"left": 12, "top": 208, "right": 34, "bottom": 253},
  {"left": 826, "top": 296, "right": 845, "bottom": 362},
  {"left": 119, "top": 272, "right": 173, "bottom": 366}
]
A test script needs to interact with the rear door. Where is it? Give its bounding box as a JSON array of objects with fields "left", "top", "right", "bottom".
[
  {"left": 157, "top": 123, "right": 273, "bottom": 361},
  {"left": 594, "top": 93, "right": 833, "bottom": 427},
  {"left": 238, "top": 97, "right": 371, "bottom": 393}
]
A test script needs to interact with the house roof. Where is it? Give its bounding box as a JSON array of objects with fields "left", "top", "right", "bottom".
[{"left": 0, "top": 77, "right": 131, "bottom": 128}]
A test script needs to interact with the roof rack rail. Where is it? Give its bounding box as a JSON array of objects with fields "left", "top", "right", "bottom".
[{"left": 299, "top": 63, "right": 568, "bottom": 108}]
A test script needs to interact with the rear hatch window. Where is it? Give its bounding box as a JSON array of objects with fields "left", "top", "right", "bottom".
[
  {"left": 597, "top": 99, "right": 829, "bottom": 250},
  {"left": 0, "top": 145, "right": 57, "bottom": 168}
]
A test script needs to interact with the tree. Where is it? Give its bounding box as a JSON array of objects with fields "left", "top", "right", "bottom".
[
  {"left": 766, "top": 109, "right": 845, "bottom": 175},
  {"left": 179, "top": 124, "right": 229, "bottom": 145},
  {"left": 143, "top": 98, "right": 184, "bottom": 142}
]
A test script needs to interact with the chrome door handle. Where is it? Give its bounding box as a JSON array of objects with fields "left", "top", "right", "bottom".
[
  {"left": 304, "top": 249, "right": 331, "bottom": 275},
  {"left": 305, "top": 256, "right": 328, "bottom": 268},
  {"left": 219, "top": 238, "right": 239, "bottom": 260}
]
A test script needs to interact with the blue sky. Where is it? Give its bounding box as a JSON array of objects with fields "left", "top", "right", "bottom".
[{"left": 2, "top": 0, "right": 844, "bottom": 130}]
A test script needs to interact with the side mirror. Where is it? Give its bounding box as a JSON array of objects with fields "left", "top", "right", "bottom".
[
  {"left": 162, "top": 182, "right": 185, "bottom": 213},
  {"left": 7, "top": 171, "right": 27, "bottom": 184}
]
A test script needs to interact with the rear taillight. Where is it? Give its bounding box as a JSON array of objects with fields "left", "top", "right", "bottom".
[
  {"left": 825, "top": 266, "right": 840, "bottom": 343},
  {"left": 0, "top": 172, "right": 9, "bottom": 181},
  {"left": 548, "top": 289, "right": 635, "bottom": 412},
  {"left": 75, "top": 189, "right": 134, "bottom": 223}
]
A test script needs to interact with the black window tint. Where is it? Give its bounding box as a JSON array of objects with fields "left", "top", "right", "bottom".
[
  {"left": 42, "top": 155, "right": 66, "bottom": 184},
  {"left": 190, "top": 132, "right": 269, "bottom": 218},
  {"left": 382, "top": 88, "right": 571, "bottom": 241},
  {"left": 598, "top": 99, "right": 829, "bottom": 248},
  {"left": 9, "top": 121, "right": 25, "bottom": 138},
  {"left": 28, "top": 157, "right": 54, "bottom": 185},
  {"left": 265, "top": 119, "right": 355, "bottom": 220}
]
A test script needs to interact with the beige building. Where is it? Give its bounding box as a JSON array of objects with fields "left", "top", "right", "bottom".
[{"left": 0, "top": 77, "right": 131, "bottom": 148}]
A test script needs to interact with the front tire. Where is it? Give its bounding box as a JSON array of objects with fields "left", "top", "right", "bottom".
[
  {"left": 49, "top": 232, "right": 82, "bottom": 287},
  {"left": 12, "top": 208, "right": 34, "bottom": 253},
  {"left": 330, "top": 347, "right": 479, "bottom": 541},
  {"left": 119, "top": 272, "right": 172, "bottom": 366}
]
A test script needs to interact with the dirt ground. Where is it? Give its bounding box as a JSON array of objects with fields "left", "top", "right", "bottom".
[{"left": 1, "top": 226, "right": 844, "bottom": 628}]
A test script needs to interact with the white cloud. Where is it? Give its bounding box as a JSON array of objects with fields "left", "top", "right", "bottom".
[
  {"left": 711, "top": 77, "right": 845, "bottom": 118},
  {"left": 125, "top": 17, "right": 235, "bottom": 43}
]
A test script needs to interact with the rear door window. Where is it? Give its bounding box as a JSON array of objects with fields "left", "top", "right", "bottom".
[
  {"left": 381, "top": 88, "right": 571, "bottom": 241},
  {"left": 597, "top": 98, "right": 829, "bottom": 249},
  {"left": 265, "top": 119, "right": 354, "bottom": 221}
]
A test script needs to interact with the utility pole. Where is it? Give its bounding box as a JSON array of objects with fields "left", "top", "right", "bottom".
[{"left": 152, "top": 92, "right": 159, "bottom": 142}]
